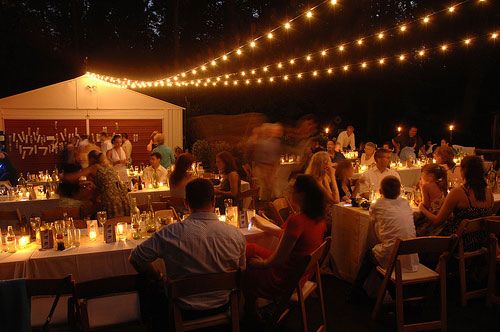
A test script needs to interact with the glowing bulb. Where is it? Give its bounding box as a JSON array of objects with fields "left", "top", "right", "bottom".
[
  {"left": 154, "top": 82, "right": 158, "bottom": 87},
  {"left": 284, "top": 22, "right": 291, "bottom": 29},
  {"left": 245, "top": 79, "right": 250, "bottom": 85},
  {"left": 297, "top": 73, "right": 303, "bottom": 78},
  {"left": 400, "top": 25, "right": 407, "bottom": 32},
  {"left": 203, "top": 83, "right": 207, "bottom": 87},
  {"left": 201, "top": 65, "right": 207, "bottom": 71},
  {"left": 225, "top": 74, "right": 230, "bottom": 79},
  {"left": 263, "top": 66, "right": 268, "bottom": 72},
  {"left": 267, "top": 32, "right": 274, "bottom": 39},
  {"left": 399, "top": 54, "right": 406, "bottom": 61},
  {"left": 313, "top": 70, "right": 318, "bottom": 76},
  {"left": 233, "top": 80, "right": 238, "bottom": 86},
  {"left": 216, "top": 77, "right": 221, "bottom": 81},
  {"left": 277, "top": 62, "right": 283, "bottom": 69},
  {"left": 378, "top": 32, "right": 384, "bottom": 39},
  {"left": 449, "top": 124, "right": 454, "bottom": 131},
  {"left": 181, "top": 73, "right": 186, "bottom": 77},
  {"left": 236, "top": 49, "right": 242, "bottom": 55},
  {"left": 251, "top": 69, "right": 256, "bottom": 75},
  {"left": 491, "top": 32, "right": 498, "bottom": 39},
  {"left": 222, "top": 55, "right": 228, "bottom": 61},
  {"left": 206, "top": 78, "right": 211, "bottom": 82},
  {"left": 448, "top": 6, "right": 455, "bottom": 13},
  {"left": 321, "top": 50, "right": 327, "bottom": 56},
  {"left": 191, "top": 69, "right": 197, "bottom": 75},
  {"left": 241, "top": 71, "right": 246, "bottom": 76},
  {"left": 379, "top": 58, "right": 385, "bottom": 65},
  {"left": 418, "top": 49, "right": 426, "bottom": 57},
  {"left": 257, "top": 78, "right": 262, "bottom": 83},
  {"left": 306, "top": 10, "right": 313, "bottom": 18},
  {"left": 361, "top": 62, "right": 367, "bottom": 68},
  {"left": 338, "top": 45, "right": 345, "bottom": 52},
  {"left": 327, "top": 68, "right": 333, "bottom": 74},
  {"left": 464, "top": 38, "right": 471, "bottom": 45},
  {"left": 250, "top": 41, "right": 256, "bottom": 48},
  {"left": 357, "top": 38, "right": 363, "bottom": 45},
  {"left": 212, "top": 82, "right": 216, "bottom": 86},
  {"left": 269, "top": 77, "right": 274, "bottom": 82},
  {"left": 422, "top": 16, "right": 430, "bottom": 24},
  {"left": 343, "top": 65, "right": 349, "bottom": 71},
  {"left": 284, "top": 75, "right": 289, "bottom": 80},
  {"left": 306, "top": 55, "right": 312, "bottom": 61},
  {"left": 289, "top": 59, "right": 295, "bottom": 65},
  {"left": 441, "top": 44, "right": 448, "bottom": 51},
  {"left": 211, "top": 60, "right": 217, "bottom": 66},
  {"left": 224, "top": 81, "right": 228, "bottom": 86},
  {"left": 330, "top": 0, "right": 338, "bottom": 5}
]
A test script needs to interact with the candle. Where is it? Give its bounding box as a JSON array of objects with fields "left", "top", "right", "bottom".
[
  {"left": 116, "top": 222, "right": 126, "bottom": 241},
  {"left": 158, "top": 182, "right": 163, "bottom": 187},
  {"left": 89, "top": 229, "right": 97, "bottom": 241},
  {"left": 18, "top": 236, "right": 29, "bottom": 249}
]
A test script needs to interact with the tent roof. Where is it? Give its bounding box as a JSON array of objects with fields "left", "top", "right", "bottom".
[{"left": 0, "top": 74, "right": 184, "bottom": 110}]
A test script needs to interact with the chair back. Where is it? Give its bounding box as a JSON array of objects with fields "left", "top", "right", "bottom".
[
  {"left": 484, "top": 216, "right": 500, "bottom": 236},
  {"left": 74, "top": 274, "right": 138, "bottom": 300},
  {"left": 396, "top": 235, "right": 458, "bottom": 256},
  {"left": 41, "top": 207, "right": 80, "bottom": 222},
  {"left": 167, "top": 271, "right": 239, "bottom": 299},
  {"left": 269, "top": 198, "right": 294, "bottom": 226},
  {"left": 456, "top": 217, "right": 488, "bottom": 238},
  {"left": 239, "top": 187, "right": 260, "bottom": 210},
  {"left": 137, "top": 202, "right": 168, "bottom": 212},
  {"left": 155, "top": 209, "right": 180, "bottom": 222},
  {"left": 303, "top": 237, "right": 331, "bottom": 277}
]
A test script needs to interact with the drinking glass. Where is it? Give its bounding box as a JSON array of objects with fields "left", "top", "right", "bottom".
[
  {"left": 224, "top": 199, "right": 233, "bottom": 209},
  {"left": 97, "top": 211, "right": 107, "bottom": 228},
  {"left": 30, "top": 217, "right": 41, "bottom": 244},
  {"left": 71, "top": 229, "right": 81, "bottom": 247}
]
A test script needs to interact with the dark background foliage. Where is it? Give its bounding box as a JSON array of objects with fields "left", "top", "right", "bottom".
[{"left": 1, "top": 0, "right": 498, "bottom": 147}]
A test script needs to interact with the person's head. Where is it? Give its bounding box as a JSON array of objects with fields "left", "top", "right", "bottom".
[
  {"left": 88, "top": 150, "right": 108, "bottom": 167},
  {"left": 346, "top": 125, "right": 354, "bottom": 135},
  {"left": 150, "top": 152, "right": 162, "bottom": 168},
  {"left": 421, "top": 163, "right": 448, "bottom": 194},
  {"left": 364, "top": 142, "right": 376, "bottom": 157},
  {"left": 326, "top": 140, "right": 335, "bottom": 153},
  {"left": 174, "top": 146, "right": 183, "bottom": 158},
  {"left": 408, "top": 126, "right": 418, "bottom": 138},
  {"left": 153, "top": 133, "right": 165, "bottom": 145},
  {"left": 305, "top": 151, "right": 331, "bottom": 178},
  {"left": 170, "top": 153, "right": 195, "bottom": 186},
  {"left": 185, "top": 178, "right": 215, "bottom": 212},
  {"left": 297, "top": 114, "right": 318, "bottom": 136},
  {"left": 121, "top": 133, "right": 129, "bottom": 140},
  {"left": 374, "top": 148, "right": 391, "bottom": 169},
  {"left": 427, "top": 140, "right": 433, "bottom": 147},
  {"left": 216, "top": 151, "right": 237, "bottom": 174},
  {"left": 99, "top": 132, "right": 108, "bottom": 141},
  {"left": 461, "top": 156, "right": 487, "bottom": 201},
  {"left": 382, "top": 141, "right": 393, "bottom": 151},
  {"left": 336, "top": 160, "right": 354, "bottom": 180},
  {"left": 380, "top": 176, "right": 401, "bottom": 199},
  {"left": 434, "top": 146, "right": 455, "bottom": 168},
  {"left": 80, "top": 134, "right": 89, "bottom": 140},
  {"left": 334, "top": 141, "right": 342, "bottom": 152},
  {"left": 111, "top": 134, "right": 122, "bottom": 147},
  {"left": 293, "top": 175, "right": 325, "bottom": 220},
  {"left": 440, "top": 138, "right": 448, "bottom": 147}
]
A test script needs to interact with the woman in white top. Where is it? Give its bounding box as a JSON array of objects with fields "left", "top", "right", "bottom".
[
  {"left": 106, "top": 134, "right": 129, "bottom": 183},
  {"left": 361, "top": 142, "right": 377, "bottom": 167}
]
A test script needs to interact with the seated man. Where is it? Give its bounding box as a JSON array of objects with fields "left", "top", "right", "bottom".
[
  {"left": 360, "top": 142, "right": 377, "bottom": 167},
  {"left": 142, "top": 152, "right": 169, "bottom": 185},
  {"left": 351, "top": 176, "right": 418, "bottom": 300},
  {"left": 357, "top": 148, "right": 401, "bottom": 199},
  {"left": 129, "top": 178, "right": 246, "bottom": 325}
]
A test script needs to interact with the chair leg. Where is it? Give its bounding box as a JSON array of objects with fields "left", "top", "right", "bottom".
[
  {"left": 372, "top": 272, "right": 391, "bottom": 320},
  {"left": 440, "top": 258, "right": 448, "bottom": 332},
  {"left": 316, "top": 265, "right": 327, "bottom": 332},
  {"left": 395, "top": 262, "right": 404, "bottom": 332},
  {"left": 458, "top": 254, "right": 467, "bottom": 307},
  {"left": 230, "top": 291, "right": 240, "bottom": 332},
  {"left": 486, "top": 239, "right": 497, "bottom": 307},
  {"left": 296, "top": 284, "right": 309, "bottom": 332}
]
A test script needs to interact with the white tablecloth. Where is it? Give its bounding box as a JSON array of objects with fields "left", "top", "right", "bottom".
[{"left": 352, "top": 166, "right": 422, "bottom": 188}]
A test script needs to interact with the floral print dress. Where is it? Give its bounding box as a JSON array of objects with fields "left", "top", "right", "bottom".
[{"left": 94, "top": 166, "right": 130, "bottom": 218}]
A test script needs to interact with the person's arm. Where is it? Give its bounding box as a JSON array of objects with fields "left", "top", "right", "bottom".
[
  {"left": 419, "top": 188, "right": 460, "bottom": 224},
  {"left": 129, "top": 233, "right": 164, "bottom": 281},
  {"left": 422, "top": 183, "right": 432, "bottom": 209},
  {"left": 216, "top": 172, "right": 240, "bottom": 198},
  {"left": 62, "top": 165, "right": 97, "bottom": 182},
  {"left": 251, "top": 214, "right": 283, "bottom": 238},
  {"left": 327, "top": 170, "right": 340, "bottom": 204}
]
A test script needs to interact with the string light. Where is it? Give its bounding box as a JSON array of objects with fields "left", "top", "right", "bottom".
[
  {"left": 289, "top": 59, "right": 295, "bottom": 65},
  {"left": 441, "top": 44, "right": 449, "bottom": 51},
  {"left": 448, "top": 6, "right": 456, "bottom": 13},
  {"left": 222, "top": 55, "right": 228, "bottom": 61},
  {"left": 236, "top": 49, "right": 242, "bottom": 55},
  {"left": 418, "top": 49, "right": 426, "bottom": 56},
  {"left": 277, "top": 62, "right": 283, "bottom": 68},
  {"left": 321, "top": 50, "right": 327, "bottom": 56},
  {"left": 267, "top": 32, "right": 274, "bottom": 39},
  {"left": 284, "top": 75, "right": 289, "bottom": 80},
  {"left": 297, "top": 73, "right": 303, "bottom": 78},
  {"left": 379, "top": 58, "right": 385, "bottom": 65},
  {"left": 211, "top": 60, "right": 217, "bottom": 66},
  {"left": 338, "top": 45, "right": 345, "bottom": 52},
  {"left": 343, "top": 65, "right": 349, "bottom": 71},
  {"left": 313, "top": 70, "right": 318, "bottom": 76},
  {"left": 284, "top": 22, "right": 291, "bottom": 29},
  {"left": 399, "top": 54, "right": 406, "bottom": 61},
  {"left": 263, "top": 66, "right": 269, "bottom": 72},
  {"left": 491, "top": 32, "right": 498, "bottom": 39},
  {"left": 423, "top": 16, "right": 430, "bottom": 24},
  {"left": 357, "top": 38, "right": 364, "bottom": 45},
  {"left": 464, "top": 38, "right": 472, "bottom": 45},
  {"left": 306, "top": 10, "right": 313, "bottom": 19},
  {"left": 306, "top": 55, "right": 312, "bottom": 61},
  {"left": 327, "top": 68, "right": 333, "bottom": 74},
  {"left": 251, "top": 69, "right": 256, "bottom": 75},
  {"left": 201, "top": 65, "right": 207, "bottom": 71},
  {"left": 361, "top": 62, "right": 367, "bottom": 68},
  {"left": 378, "top": 32, "right": 385, "bottom": 39},
  {"left": 330, "top": 0, "right": 338, "bottom": 5},
  {"left": 250, "top": 41, "right": 257, "bottom": 48}
]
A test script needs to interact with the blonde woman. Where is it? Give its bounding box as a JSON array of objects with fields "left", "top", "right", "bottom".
[{"left": 305, "top": 151, "right": 340, "bottom": 226}]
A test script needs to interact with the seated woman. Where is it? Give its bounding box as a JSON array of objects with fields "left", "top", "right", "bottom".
[
  {"left": 335, "top": 160, "right": 356, "bottom": 202},
  {"left": 87, "top": 150, "right": 130, "bottom": 218},
  {"left": 414, "top": 164, "right": 448, "bottom": 236},
  {"left": 214, "top": 151, "right": 241, "bottom": 213},
  {"left": 360, "top": 142, "right": 376, "bottom": 167},
  {"left": 419, "top": 156, "right": 494, "bottom": 251},
  {"left": 244, "top": 175, "right": 326, "bottom": 317},
  {"left": 169, "top": 153, "right": 195, "bottom": 198},
  {"left": 434, "top": 145, "right": 461, "bottom": 188}
]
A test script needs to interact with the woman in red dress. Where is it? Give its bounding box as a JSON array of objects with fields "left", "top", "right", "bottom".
[{"left": 244, "top": 174, "right": 327, "bottom": 317}]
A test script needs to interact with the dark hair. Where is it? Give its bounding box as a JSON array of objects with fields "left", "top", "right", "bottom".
[
  {"left": 169, "top": 153, "right": 194, "bottom": 186},
  {"left": 121, "top": 133, "right": 128, "bottom": 139},
  {"left": 88, "top": 150, "right": 102, "bottom": 165},
  {"left": 150, "top": 152, "right": 162, "bottom": 160},
  {"left": 80, "top": 134, "right": 89, "bottom": 140},
  {"left": 422, "top": 164, "right": 448, "bottom": 195},
  {"left": 434, "top": 146, "right": 455, "bottom": 169},
  {"left": 216, "top": 151, "right": 237, "bottom": 174},
  {"left": 382, "top": 141, "right": 393, "bottom": 149},
  {"left": 380, "top": 176, "right": 401, "bottom": 199},
  {"left": 335, "top": 160, "right": 353, "bottom": 180},
  {"left": 111, "top": 134, "right": 122, "bottom": 144},
  {"left": 461, "top": 156, "right": 487, "bottom": 201},
  {"left": 185, "top": 178, "right": 214, "bottom": 210},
  {"left": 374, "top": 148, "right": 391, "bottom": 160},
  {"left": 294, "top": 174, "right": 325, "bottom": 220}
]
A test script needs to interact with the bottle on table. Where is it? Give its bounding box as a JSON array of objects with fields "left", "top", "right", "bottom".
[
  {"left": 130, "top": 197, "right": 142, "bottom": 239},
  {"left": 137, "top": 176, "right": 143, "bottom": 191},
  {"left": 6, "top": 226, "right": 16, "bottom": 253},
  {"left": 18, "top": 173, "right": 26, "bottom": 187},
  {"left": 146, "top": 195, "right": 156, "bottom": 233}
]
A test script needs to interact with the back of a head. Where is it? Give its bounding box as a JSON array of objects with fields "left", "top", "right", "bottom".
[
  {"left": 435, "top": 146, "right": 455, "bottom": 167},
  {"left": 422, "top": 163, "right": 448, "bottom": 194},
  {"left": 294, "top": 174, "right": 325, "bottom": 220},
  {"left": 88, "top": 150, "right": 102, "bottom": 166},
  {"left": 170, "top": 153, "right": 194, "bottom": 186},
  {"left": 461, "top": 156, "right": 487, "bottom": 201},
  {"left": 336, "top": 160, "right": 353, "bottom": 179},
  {"left": 217, "top": 151, "right": 237, "bottom": 174},
  {"left": 380, "top": 176, "right": 401, "bottom": 199},
  {"left": 185, "top": 178, "right": 215, "bottom": 210}
]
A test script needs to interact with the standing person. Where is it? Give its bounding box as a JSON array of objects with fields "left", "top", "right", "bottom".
[
  {"left": 87, "top": 150, "right": 130, "bottom": 218},
  {"left": 215, "top": 151, "right": 241, "bottom": 214},
  {"left": 337, "top": 125, "right": 356, "bottom": 150},
  {"left": 357, "top": 148, "right": 401, "bottom": 198},
  {"left": 99, "top": 132, "right": 113, "bottom": 155},
  {"left": 152, "top": 133, "right": 175, "bottom": 169},
  {"left": 106, "top": 134, "right": 128, "bottom": 183},
  {"left": 121, "top": 133, "right": 133, "bottom": 163},
  {"left": 143, "top": 152, "right": 169, "bottom": 185},
  {"left": 146, "top": 131, "right": 159, "bottom": 152},
  {"left": 0, "top": 151, "right": 19, "bottom": 185},
  {"left": 392, "top": 126, "right": 424, "bottom": 156},
  {"left": 360, "top": 142, "right": 377, "bottom": 167},
  {"left": 129, "top": 179, "right": 246, "bottom": 329}
]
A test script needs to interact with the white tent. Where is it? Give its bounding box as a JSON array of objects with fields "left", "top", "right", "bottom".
[{"left": 0, "top": 74, "right": 184, "bottom": 149}]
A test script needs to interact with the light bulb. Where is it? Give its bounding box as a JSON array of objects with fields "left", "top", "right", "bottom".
[
  {"left": 422, "top": 16, "right": 430, "bottom": 24},
  {"left": 236, "top": 49, "right": 242, "bottom": 55},
  {"left": 399, "top": 54, "right": 406, "bottom": 61},
  {"left": 441, "top": 44, "right": 448, "bottom": 51},
  {"left": 181, "top": 73, "right": 186, "bottom": 77},
  {"left": 267, "top": 32, "right": 273, "bottom": 39},
  {"left": 357, "top": 38, "right": 363, "bottom": 45},
  {"left": 378, "top": 32, "right": 384, "bottom": 39},
  {"left": 313, "top": 70, "right": 318, "bottom": 76},
  {"left": 233, "top": 80, "right": 238, "bottom": 85},
  {"left": 330, "top": 0, "right": 338, "bottom": 5},
  {"left": 241, "top": 71, "right": 246, "bottom": 76},
  {"left": 222, "top": 55, "right": 228, "bottom": 61},
  {"left": 211, "top": 60, "right": 217, "bottom": 66},
  {"left": 191, "top": 69, "right": 197, "bottom": 75},
  {"left": 257, "top": 78, "right": 262, "bottom": 83},
  {"left": 284, "top": 22, "right": 291, "bottom": 29},
  {"left": 338, "top": 45, "right": 345, "bottom": 52},
  {"left": 225, "top": 74, "right": 230, "bottom": 79},
  {"left": 216, "top": 77, "right": 221, "bottom": 81},
  {"left": 269, "top": 77, "right": 274, "bottom": 82},
  {"left": 448, "top": 6, "right": 455, "bottom": 13},
  {"left": 492, "top": 32, "right": 498, "bottom": 39},
  {"left": 250, "top": 41, "right": 257, "bottom": 48},
  {"left": 464, "top": 38, "right": 471, "bottom": 45},
  {"left": 224, "top": 81, "right": 228, "bottom": 86},
  {"left": 321, "top": 50, "right": 327, "bottom": 56},
  {"left": 201, "top": 65, "right": 207, "bottom": 71},
  {"left": 418, "top": 49, "right": 426, "bottom": 56},
  {"left": 343, "top": 65, "right": 349, "bottom": 71},
  {"left": 251, "top": 69, "right": 256, "bottom": 75},
  {"left": 306, "top": 55, "right": 312, "bottom": 61},
  {"left": 361, "top": 62, "right": 367, "bottom": 68},
  {"left": 289, "top": 59, "right": 295, "bottom": 65},
  {"left": 284, "top": 75, "right": 289, "bottom": 80},
  {"left": 263, "top": 66, "right": 268, "bottom": 72},
  {"left": 297, "top": 73, "right": 303, "bottom": 78},
  {"left": 379, "top": 58, "right": 385, "bottom": 65},
  {"left": 327, "top": 68, "right": 333, "bottom": 74},
  {"left": 400, "top": 25, "right": 407, "bottom": 32},
  {"left": 306, "top": 10, "right": 313, "bottom": 18},
  {"left": 245, "top": 79, "right": 250, "bottom": 84}
]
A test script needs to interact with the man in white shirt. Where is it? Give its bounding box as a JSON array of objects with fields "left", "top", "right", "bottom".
[
  {"left": 99, "top": 132, "right": 113, "bottom": 155},
  {"left": 142, "top": 152, "right": 169, "bottom": 185},
  {"left": 357, "top": 148, "right": 401, "bottom": 199},
  {"left": 130, "top": 178, "right": 246, "bottom": 326},
  {"left": 350, "top": 176, "right": 418, "bottom": 301},
  {"left": 121, "top": 133, "right": 133, "bottom": 162},
  {"left": 336, "top": 125, "right": 356, "bottom": 150}
]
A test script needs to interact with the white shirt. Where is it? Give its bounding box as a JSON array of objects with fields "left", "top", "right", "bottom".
[
  {"left": 337, "top": 131, "right": 356, "bottom": 149},
  {"left": 369, "top": 197, "right": 419, "bottom": 271},
  {"left": 130, "top": 212, "right": 246, "bottom": 310},
  {"left": 101, "top": 139, "right": 113, "bottom": 155},
  {"left": 358, "top": 167, "right": 401, "bottom": 195},
  {"left": 143, "top": 165, "right": 169, "bottom": 184},
  {"left": 122, "top": 140, "right": 133, "bottom": 161},
  {"left": 360, "top": 153, "right": 376, "bottom": 167}
]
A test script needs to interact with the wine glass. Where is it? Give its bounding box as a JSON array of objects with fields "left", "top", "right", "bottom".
[{"left": 97, "top": 211, "right": 107, "bottom": 230}]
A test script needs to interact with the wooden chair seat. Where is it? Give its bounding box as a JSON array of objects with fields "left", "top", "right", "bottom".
[
  {"left": 290, "top": 281, "right": 317, "bottom": 302},
  {"left": 376, "top": 264, "right": 439, "bottom": 284}
]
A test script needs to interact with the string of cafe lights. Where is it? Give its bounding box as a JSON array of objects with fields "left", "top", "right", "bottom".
[
  {"left": 149, "top": 32, "right": 499, "bottom": 88},
  {"left": 88, "top": 0, "right": 491, "bottom": 88}
]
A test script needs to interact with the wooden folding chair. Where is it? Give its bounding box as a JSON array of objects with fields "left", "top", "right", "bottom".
[
  {"left": 268, "top": 197, "right": 295, "bottom": 226},
  {"left": 155, "top": 209, "right": 181, "bottom": 223},
  {"left": 485, "top": 216, "right": 500, "bottom": 306},
  {"left": 41, "top": 207, "right": 81, "bottom": 222},
  {"left": 455, "top": 217, "right": 490, "bottom": 306},
  {"left": 26, "top": 275, "right": 80, "bottom": 331},
  {"left": 73, "top": 274, "right": 142, "bottom": 331},
  {"left": 161, "top": 196, "right": 187, "bottom": 217},
  {"left": 239, "top": 187, "right": 260, "bottom": 210},
  {"left": 371, "top": 236, "right": 457, "bottom": 332},
  {"left": 166, "top": 271, "right": 241, "bottom": 332},
  {"left": 0, "top": 208, "right": 23, "bottom": 228}
]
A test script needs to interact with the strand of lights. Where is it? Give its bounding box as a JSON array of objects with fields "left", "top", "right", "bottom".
[
  {"left": 88, "top": 0, "right": 490, "bottom": 88},
  {"left": 126, "top": 32, "right": 497, "bottom": 89}
]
